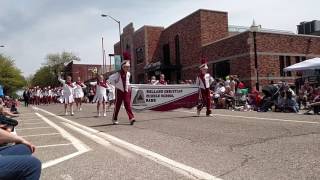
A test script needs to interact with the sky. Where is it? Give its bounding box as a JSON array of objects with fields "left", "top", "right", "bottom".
[{"left": 0, "top": 0, "right": 319, "bottom": 77}]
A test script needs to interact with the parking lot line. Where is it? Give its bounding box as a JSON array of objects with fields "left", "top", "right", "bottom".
[
  {"left": 22, "top": 122, "right": 47, "bottom": 125},
  {"left": 63, "top": 122, "right": 135, "bottom": 159},
  {"left": 176, "top": 110, "right": 320, "bottom": 125},
  {"left": 21, "top": 133, "right": 60, "bottom": 138},
  {"left": 15, "top": 127, "right": 52, "bottom": 130},
  {"left": 37, "top": 143, "right": 72, "bottom": 148},
  {"left": 35, "top": 107, "right": 222, "bottom": 180},
  {"left": 34, "top": 113, "right": 91, "bottom": 169}
]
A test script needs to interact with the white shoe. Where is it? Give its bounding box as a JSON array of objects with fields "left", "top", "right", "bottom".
[
  {"left": 103, "top": 112, "right": 106, "bottom": 117},
  {"left": 71, "top": 112, "right": 74, "bottom": 116},
  {"left": 206, "top": 114, "right": 213, "bottom": 117},
  {"left": 98, "top": 112, "right": 101, "bottom": 117},
  {"left": 112, "top": 120, "right": 119, "bottom": 125},
  {"left": 65, "top": 112, "right": 68, "bottom": 116},
  {"left": 79, "top": 108, "right": 82, "bottom": 111},
  {"left": 197, "top": 110, "right": 200, "bottom": 116}
]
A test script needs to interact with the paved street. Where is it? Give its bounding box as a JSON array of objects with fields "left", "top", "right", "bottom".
[{"left": 16, "top": 104, "right": 320, "bottom": 180}]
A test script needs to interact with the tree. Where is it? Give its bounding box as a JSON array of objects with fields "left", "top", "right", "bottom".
[
  {"left": 0, "top": 54, "right": 26, "bottom": 96},
  {"left": 31, "top": 51, "right": 80, "bottom": 87},
  {"left": 45, "top": 51, "right": 80, "bottom": 77},
  {"left": 31, "top": 66, "right": 57, "bottom": 87}
]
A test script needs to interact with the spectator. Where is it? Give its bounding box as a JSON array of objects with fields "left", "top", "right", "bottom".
[
  {"left": 305, "top": 87, "right": 320, "bottom": 115},
  {"left": 154, "top": 74, "right": 168, "bottom": 85},
  {"left": 149, "top": 76, "right": 157, "bottom": 85},
  {"left": 298, "top": 81, "right": 313, "bottom": 109},
  {"left": 248, "top": 90, "right": 262, "bottom": 111},
  {"left": 23, "top": 88, "right": 31, "bottom": 107},
  {"left": 221, "top": 86, "right": 235, "bottom": 109},
  {"left": 0, "top": 124, "right": 41, "bottom": 180},
  {"left": 213, "top": 82, "right": 226, "bottom": 108},
  {"left": 0, "top": 105, "right": 18, "bottom": 117}
]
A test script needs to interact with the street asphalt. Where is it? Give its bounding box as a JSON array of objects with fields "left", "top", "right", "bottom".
[{"left": 15, "top": 103, "right": 320, "bottom": 180}]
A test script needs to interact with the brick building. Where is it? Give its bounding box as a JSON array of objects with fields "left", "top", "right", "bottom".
[
  {"left": 64, "top": 61, "right": 104, "bottom": 82},
  {"left": 114, "top": 9, "right": 320, "bottom": 89}
]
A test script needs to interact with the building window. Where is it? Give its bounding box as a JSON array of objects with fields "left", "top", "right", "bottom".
[
  {"left": 280, "top": 56, "right": 294, "bottom": 77},
  {"left": 286, "top": 56, "right": 291, "bottom": 77},
  {"left": 295, "top": 56, "right": 301, "bottom": 64},
  {"left": 163, "top": 44, "right": 170, "bottom": 65},
  {"left": 279, "top": 56, "right": 285, "bottom": 77},
  {"left": 175, "top": 35, "right": 180, "bottom": 65},
  {"left": 136, "top": 47, "right": 144, "bottom": 64},
  {"left": 214, "top": 61, "right": 230, "bottom": 79}
]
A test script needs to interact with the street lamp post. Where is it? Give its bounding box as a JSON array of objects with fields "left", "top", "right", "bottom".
[
  {"left": 250, "top": 20, "right": 261, "bottom": 91},
  {"left": 101, "top": 14, "right": 122, "bottom": 60}
]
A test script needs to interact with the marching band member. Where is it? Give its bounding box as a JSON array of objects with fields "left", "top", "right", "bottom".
[
  {"left": 90, "top": 75, "right": 108, "bottom": 117},
  {"left": 35, "top": 86, "right": 41, "bottom": 105},
  {"left": 74, "top": 77, "right": 86, "bottom": 111},
  {"left": 47, "top": 86, "right": 53, "bottom": 104},
  {"left": 58, "top": 74, "right": 76, "bottom": 116},
  {"left": 108, "top": 52, "right": 135, "bottom": 125},
  {"left": 196, "top": 57, "right": 214, "bottom": 117}
]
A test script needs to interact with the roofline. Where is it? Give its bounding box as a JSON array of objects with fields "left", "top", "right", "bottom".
[
  {"left": 203, "top": 29, "right": 320, "bottom": 47},
  {"left": 202, "top": 31, "right": 250, "bottom": 47},
  {"left": 164, "top": 9, "right": 227, "bottom": 31},
  {"left": 134, "top": 25, "right": 164, "bottom": 35},
  {"left": 250, "top": 29, "right": 320, "bottom": 38}
]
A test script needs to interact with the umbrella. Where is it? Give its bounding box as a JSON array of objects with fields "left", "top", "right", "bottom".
[{"left": 284, "top": 57, "right": 320, "bottom": 72}]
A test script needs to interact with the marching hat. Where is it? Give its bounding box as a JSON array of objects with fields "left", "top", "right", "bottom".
[
  {"left": 121, "top": 52, "right": 131, "bottom": 67},
  {"left": 199, "top": 56, "right": 208, "bottom": 69}
]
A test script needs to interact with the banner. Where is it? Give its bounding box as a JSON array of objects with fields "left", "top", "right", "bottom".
[{"left": 131, "top": 84, "right": 199, "bottom": 111}]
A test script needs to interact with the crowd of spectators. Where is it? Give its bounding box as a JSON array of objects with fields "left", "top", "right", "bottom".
[{"left": 147, "top": 74, "right": 320, "bottom": 115}]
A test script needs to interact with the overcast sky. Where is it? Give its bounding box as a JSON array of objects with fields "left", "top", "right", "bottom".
[{"left": 0, "top": 0, "right": 318, "bottom": 76}]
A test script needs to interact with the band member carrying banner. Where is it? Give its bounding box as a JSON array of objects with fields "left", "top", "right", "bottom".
[
  {"left": 58, "top": 74, "right": 76, "bottom": 116},
  {"left": 196, "top": 57, "right": 214, "bottom": 117},
  {"left": 108, "top": 52, "right": 135, "bottom": 125}
]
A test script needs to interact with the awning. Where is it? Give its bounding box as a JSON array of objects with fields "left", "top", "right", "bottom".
[{"left": 284, "top": 57, "right": 320, "bottom": 72}]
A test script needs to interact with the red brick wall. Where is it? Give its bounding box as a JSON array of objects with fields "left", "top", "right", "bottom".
[
  {"left": 255, "top": 32, "right": 320, "bottom": 54},
  {"left": 202, "top": 32, "right": 251, "bottom": 61},
  {"left": 200, "top": 10, "right": 228, "bottom": 45},
  {"left": 146, "top": 27, "right": 164, "bottom": 63},
  {"left": 153, "top": 10, "right": 202, "bottom": 67},
  {"left": 70, "top": 64, "right": 102, "bottom": 82},
  {"left": 133, "top": 27, "right": 146, "bottom": 83}
]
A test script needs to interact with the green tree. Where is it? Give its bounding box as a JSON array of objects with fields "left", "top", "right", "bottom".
[
  {"left": 31, "top": 66, "right": 57, "bottom": 87},
  {"left": 45, "top": 51, "right": 80, "bottom": 77},
  {"left": 32, "top": 51, "right": 80, "bottom": 87},
  {"left": 0, "top": 54, "right": 26, "bottom": 96}
]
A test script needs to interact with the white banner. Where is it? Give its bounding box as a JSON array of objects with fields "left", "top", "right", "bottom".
[{"left": 130, "top": 84, "right": 199, "bottom": 111}]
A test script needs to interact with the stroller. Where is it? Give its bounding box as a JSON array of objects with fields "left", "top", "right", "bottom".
[
  {"left": 258, "top": 85, "right": 280, "bottom": 112},
  {"left": 234, "top": 88, "right": 249, "bottom": 107}
]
